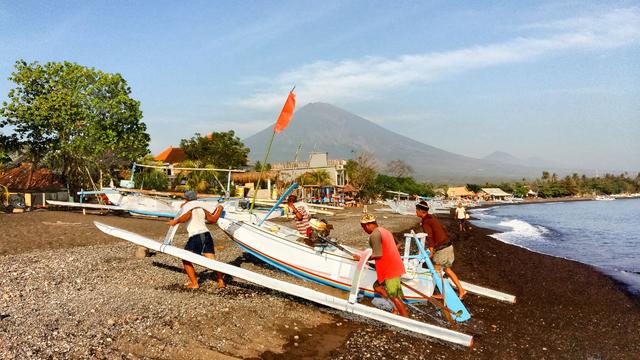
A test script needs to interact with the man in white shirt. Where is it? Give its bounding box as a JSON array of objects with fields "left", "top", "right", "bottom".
[
  {"left": 454, "top": 202, "right": 467, "bottom": 232},
  {"left": 168, "top": 190, "right": 225, "bottom": 289}
]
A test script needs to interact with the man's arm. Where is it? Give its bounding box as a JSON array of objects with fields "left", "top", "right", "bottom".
[
  {"left": 205, "top": 205, "right": 224, "bottom": 224},
  {"left": 288, "top": 203, "right": 304, "bottom": 221},
  {"left": 421, "top": 221, "right": 436, "bottom": 257},
  {"left": 167, "top": 210, "right": 192, "bottom": 226}
]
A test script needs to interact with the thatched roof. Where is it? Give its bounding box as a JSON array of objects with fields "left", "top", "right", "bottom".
[
  {"left": 231, "top": 171, "right": 278, "bottom": 184},
  {"left": 0, "top": 163, "right": 65, "bottom": 191},
  {"left": 341, "top": 183, "right": 357, "bottom": 193},
  {"left": 447, "top": 186, "right": 475, "bottom": 198}
]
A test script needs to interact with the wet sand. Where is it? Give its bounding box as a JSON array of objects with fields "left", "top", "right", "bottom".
[{"left": 1, "top": 207, "right": 639, "bottom": 359}]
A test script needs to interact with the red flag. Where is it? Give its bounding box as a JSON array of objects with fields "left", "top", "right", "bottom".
[{"left": 273, "top": 91, "right": 296, "bottom": 134}]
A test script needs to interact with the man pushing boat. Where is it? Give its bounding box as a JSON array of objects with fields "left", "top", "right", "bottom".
[
  {"left": 415, "top": 200, "right": 466, "bottom": 300},
  {"left": 167, "top": 190, "right": 226, "bottom": 289},
  {"left": 355, "top": 213, "right": 409, "bottom": 317}
]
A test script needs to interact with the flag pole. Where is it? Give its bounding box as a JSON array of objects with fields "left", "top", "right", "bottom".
[
  {"left": 249, "top": 130, "right": 276, "bottom": 213},
  {"left": 249, "top": 86, "right": 296, "bottom": 214}
]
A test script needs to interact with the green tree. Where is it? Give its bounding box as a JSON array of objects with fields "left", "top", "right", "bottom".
[
  {"left": 180, "top": 131, "right": 249, "bottom": 169},
  {"left": 254, "top": 161, "right": 272, "bottom": 171},
  {"left": 0, "top": 60, "right": 149, "bottom": 191},
  {"left": 466, "top": 184, "right": 482, "bottom": 193},
  {"left": 345, "top": 152, "right": 378, "bottom": 199},
  {"left": 172, "top": 160, "right": 224, "bottom": 194},
  {"left": 297, "top": 169, "right": 333, "bottom": 186}
]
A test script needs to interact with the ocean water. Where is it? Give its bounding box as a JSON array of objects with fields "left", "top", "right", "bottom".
[{"left": 469, "top": 199, "right": 640, "bottom": 296}]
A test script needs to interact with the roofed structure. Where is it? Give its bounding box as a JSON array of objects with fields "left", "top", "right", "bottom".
[
  {"left": 481, "top": 188, "right": 511, "bottom": 199},
  {"left": 154, "top": 146, "right": 186, "bottom": 164},
  {"left": 231, "top": 171, "right": 278, "bottom": 184},
  {"left": 447, "top": 186, "right": 475, "bottom": 198},
  {"left": 0, "top": 163, "right": 65, "bottom": 191}
]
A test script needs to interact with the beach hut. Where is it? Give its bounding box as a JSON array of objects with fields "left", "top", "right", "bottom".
[
  {"left": 446, "top": 186, "right": 475, "bottom": 199},
  {"left": 480, "top": 187, "right": 512, "bottom": 201},
  {"left": 0, "top": 163, "right": 68, "bottom": 211},
  {"left": 231, "top": 171, "right": 279, "bottom": 199}
]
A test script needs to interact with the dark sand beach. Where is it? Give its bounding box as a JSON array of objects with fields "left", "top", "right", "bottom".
[{"left": 1, "top": 207, "right": 639, "bottom": 359}]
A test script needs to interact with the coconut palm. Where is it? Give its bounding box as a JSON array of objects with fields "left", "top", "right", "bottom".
[{"left": 297, "top": 169, "right": 333, "bottom": 186}]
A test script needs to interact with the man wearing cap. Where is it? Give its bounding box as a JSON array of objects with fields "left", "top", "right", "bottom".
[
  {"left": 415, "top": 200, "right": 466, "bottom": 299},
  {"left": 167, "top": 190, "right": 226, "bottom": 289},
  {"left": 286, "top": 195, "right": 311, "bottom": 237},
  {"left": 357, "top": 213, "right": 409, "bottom": 317}
]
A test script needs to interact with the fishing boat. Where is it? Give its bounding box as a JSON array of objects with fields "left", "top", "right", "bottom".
[
  {"left": 216, "top": 215, "right": 516, "bottom": 318},
  {"left": 216, "top": 217, "right": 436, "bottom": 302},
  {"left": 595, "top": 195, "right": 615, "bottom": 201},
  {"left": 94, "top": 220, "right": 474, "bottom": 346}
]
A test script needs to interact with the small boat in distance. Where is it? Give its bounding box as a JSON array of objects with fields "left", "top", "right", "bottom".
[{"left": 595, "top": 195, "right": 615, "bottom": 201}]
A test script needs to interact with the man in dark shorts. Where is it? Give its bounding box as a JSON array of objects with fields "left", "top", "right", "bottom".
[
  {"left": 168, "top": 190, "right": 225, "bottom": 289},
  {"left": 416, "top": 200, "right": 466, "bottom": 299},
  {"left": 355, "top": 213, "right": 409, "bottom": 317}
]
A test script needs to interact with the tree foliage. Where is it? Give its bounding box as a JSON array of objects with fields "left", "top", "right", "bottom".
[
  {"left": 297, "top": 169, "right": 332, "bottom": 186},
  {"left": 180, "top": 131, "right": 249, "bottom": 169},
  {"left": 171, "top": 160, "right": 225, "bottom": 194},
  {"left": 375, "top": 175, "right": 435, "bottom": 197},
  {"left": 0, "top": 60, "right": 149, "bottom": 190},
  {"left": 254, "top": 161, "right": 272, "bottom": 171},
  {"left": 386, "top": 160, "right": 413, "bottom": 177},
  {"left": 345, "top": 152, "right": 378, "bottom": 199}
]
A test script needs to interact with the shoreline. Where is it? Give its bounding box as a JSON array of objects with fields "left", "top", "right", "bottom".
[{"left": 468, "top": 199, "right": 640, "bottom": 301}]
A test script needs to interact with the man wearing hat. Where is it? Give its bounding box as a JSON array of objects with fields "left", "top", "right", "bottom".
[
  {"left": 415, "top": 200, "right": 466, "bottom": 300},
  {"left": 357, "top": 213, "right": 409, "bottom": 317},
  {"left": 167, "top": 190, "right": 225, "bottom": 289}
]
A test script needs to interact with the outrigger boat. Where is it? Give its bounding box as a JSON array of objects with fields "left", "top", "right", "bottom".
[{"left": 94, "top": 219, "right": 475, "bottom": 346}]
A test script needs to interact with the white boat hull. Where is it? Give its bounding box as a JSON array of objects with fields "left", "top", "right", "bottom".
[{"left": 217, "top": 218, "right": 435, "bottom": 301}]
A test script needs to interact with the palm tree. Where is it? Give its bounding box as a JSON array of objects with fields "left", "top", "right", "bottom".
[{"left": 297, "top": 169, "right": 333, "bottom": 186}]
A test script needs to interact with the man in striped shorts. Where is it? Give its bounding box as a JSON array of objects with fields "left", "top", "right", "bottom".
[{"left": 286, "top": 195, "right": 311, "bottom": 236}]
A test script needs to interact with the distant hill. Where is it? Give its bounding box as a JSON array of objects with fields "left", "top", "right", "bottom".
[
  {"left": 243, "top": 103, "right": 553, "bottom": 182},
  {"left": 483, "top": 151, "right": 568, "bottom": 169}
]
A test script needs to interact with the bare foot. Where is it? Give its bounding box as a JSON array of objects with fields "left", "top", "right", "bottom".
[
  {"left": 184, "top": 283, "right": 199, "bottom": 289},
  {"left": 458, "top": 291, "right": 467, "bottom": 300},
  {"left": 217, "top": 280, "right": 226, "bottom": 289}
]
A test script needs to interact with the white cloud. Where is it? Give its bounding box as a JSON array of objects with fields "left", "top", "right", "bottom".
[{"left": 236, "top": 7, "right": 640, "bottom": 111}]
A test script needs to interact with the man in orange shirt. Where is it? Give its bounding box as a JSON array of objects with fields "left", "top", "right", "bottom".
[{"left": 356, "top": 213, "right": 409, "bottom": 317}]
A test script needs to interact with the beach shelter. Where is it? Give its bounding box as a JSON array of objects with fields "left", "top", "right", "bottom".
[
  {"left": 481, "top": 188, "right": 512, "bottom": 201},
  {"left": 446, "top": 186, "right": 475, "bottom": 199}
]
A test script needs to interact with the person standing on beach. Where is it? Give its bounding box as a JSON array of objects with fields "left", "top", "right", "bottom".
[
  {"left": 416, "top": 200, "right": 466, "bottom": 300},
  {"left": 286, "top": 195, "right": 311, "bottom": 236},
  {"left": 454, "top": 202, "right": 467, "bottom": 232},
  {"left": 167, "top": 190, "right": 226, "bottom": 289},
  {"left": 355, "top": 213, "right": 409, "bottom": 317}
]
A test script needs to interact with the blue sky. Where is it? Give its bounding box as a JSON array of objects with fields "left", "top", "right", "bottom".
[{"left": 1, "top": 1, "right": 639, "bottom": 171}]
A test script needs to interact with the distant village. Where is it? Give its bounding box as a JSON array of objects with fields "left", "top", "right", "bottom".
[{"left": 2, "top": 140, "right": 639, "bottom": 213}]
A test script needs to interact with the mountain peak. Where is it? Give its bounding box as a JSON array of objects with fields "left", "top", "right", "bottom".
[{"left": 243, "top": 103, "right": 546, "bottom": 182}]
